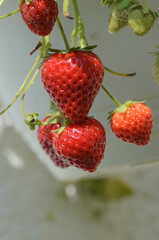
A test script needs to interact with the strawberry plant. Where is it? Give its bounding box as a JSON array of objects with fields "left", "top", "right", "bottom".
[{"left": 0, "top": 0, "right": 158, "bottom": 172}]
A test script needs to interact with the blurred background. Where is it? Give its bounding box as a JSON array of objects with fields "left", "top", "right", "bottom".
[{"left": 0, "top": 0, "right": 159, "bottom": 239}]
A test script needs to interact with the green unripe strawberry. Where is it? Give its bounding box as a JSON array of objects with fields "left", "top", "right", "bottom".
[
  {"left": 128, "top": 7, "right": 155, "bottom": 36},
  {"left": 153, "top": 55, "right": 159, "bottom": 85},
  {"left": 108, "top": 1, "right": 129, "bottom": 34}
]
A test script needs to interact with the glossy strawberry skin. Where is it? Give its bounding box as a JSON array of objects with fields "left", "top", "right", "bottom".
[
  {"left": 53, "top": 117, "right": 106, "bottom": 172},
  {"left": 111, "top": 103, "right": 153, "bottom": 145},
  {"left": 37, "top": 117, "right": 69, "bottom": 168},
  {"left": 20, "top": 0, "right": 58, "bottom": 36},
  {"left": 41, "top": 51, "right": 104, "bottom": 122}
]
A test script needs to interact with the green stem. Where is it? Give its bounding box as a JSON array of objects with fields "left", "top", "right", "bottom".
[
  {"left": 21, "top": 68, "right": 40, "bottom": 117},
  {"left": 0, "top": 55, "right": 41, "bottom": 115},
  {"left": 0, "top": 0, "right": 4, "bottom": 7},
  {"left": 56, "top": 17, "right": 70, "bottom": 51},
  {"left": 101, "top": 85, "right": 121, "bottom": 107},
  {"left": 63, "top": 0, "right": 70, "bottom": 17},
  {"left": 104, "top": 66, "right": 136, "bottom": 77},
  {"left": 71, "top": 0, "right": 88, "bottom": 48},
  {"left": 0, "top": 8, "right": 20, "bottom": 19}
]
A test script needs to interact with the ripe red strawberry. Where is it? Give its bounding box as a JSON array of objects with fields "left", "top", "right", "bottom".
[
  {"left": 111, "top": 102, "right": 153, "bottom": 145},
  {"left": 20, "top": 0, "right": 58, "bottom": 36},
  {"left": 53, "top": 117, "right": 106, "bottom": 172},
  {"left": 37, "top": 117, "right": 69, "bottom": 168},
  {"left": 41, "top": 51, "right": 104, "bottom": 122}
]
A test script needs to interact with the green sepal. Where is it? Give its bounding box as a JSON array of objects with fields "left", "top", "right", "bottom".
[
  {"left": 51, "top": 119, "right": 71, "bottom": 135},
  {"left": 107, "top": 100, "right": 145, "bottom": 124},
  {"left": 117, "top": 0, "right": 138, "bottom": 10},
  {"left": 43, "top": 111, "right": 64, "bottom": 126},
  {"left": 101, "top": 0, "right": 114, "bottom": 7},
  {"left": 25, "top": 0, "right": 32, "bottom": 5},
  {"left": 50, "top": 100, "right": 60, "bottom": 113},
  {"left": 48, "top": 45, "right": 97, "bottom": 55},
  {"left": 114, "top": 100, "right": 145, "bottom": 113},
  {"left": 149, "top": 46, "right": 159, "bottom": 57},
  {"left": 129, "top": 2, "right": 158, "bottom": 18},
  {"left": 57, "top": 126, "right": 66, "bottom": 134}
]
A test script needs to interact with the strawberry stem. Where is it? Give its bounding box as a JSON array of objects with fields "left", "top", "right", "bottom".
[
  {"left": 56, "top": 17, "right": 70, "bottom": 51},
  {"left": 0, "top": 0, "right": 4, "bottom": 7},
  {"left": 21, "top": 68, "right": 40, "bottom": 117},
  {"left": 63, "top": 0, "right": 73, "bottom": 18},
  {"left": 0, "top": 35, "right": 51, "bottom": 116},
  {"left": 101, "top": 85, "right": 121, "bottom": 107},
  {"left": 0, "top": 8, "right": 20, "bottom": 19},
  {"left": 104, "top": 65, "right": 136, "bottom": 77},
  {"left": 71, "top": 0, "right": 88, "bottom": 48},
  {"left": 0, "top": 54, "right": 41, "bottom": 116}
]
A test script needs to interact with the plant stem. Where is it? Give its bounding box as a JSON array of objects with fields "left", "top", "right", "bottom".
[
  {"left": 56, "top": 17, "right": 70, "bottom": 51},
  {"left": 0, "top": 55, "right": 41, "bottom": 115},
  {"left": 101, "top": 85, "right": 121, "bottom": 107},
  {"left": 21, "top": 68, "right": 40, "bottom": 117},
  {"left": 104, "top": 65, "right": 136, "bottom": 77},
  {"left": 0, "top": 8, "right": 20, "bottom": 19},
  {"left": 71, "top": 0, "right": 88, "bottom": 48},
  {"left": 0, "top": 0, "right": 4, "bottom": 7},
  {"left": 63, "top": 0, "right": 71, "bottom": 18}
]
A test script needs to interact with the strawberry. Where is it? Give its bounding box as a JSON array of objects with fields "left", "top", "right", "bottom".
[
  {"left": 153, "top": 55, "right": 159, "bottom": 85},
  {"left": 53, "top": 117, "right": 106, "bottom": 172},
  {"left": 37, "top": 117, "right": 69, "bottom": 168},
  {"left": 41, "top": 51, "right": 104, "bottom": 122},
  {"left": 20, "top": 0, "right": 58, "bottom": 36},
  {"left": 108, "top": 1, "right": 129, "bottom": 34},
  {"left": 111, "top": 102, "right": 153, "bottom": 145},
  {"left": 128, "top": 6, "right": 155, "bottom": 36}
]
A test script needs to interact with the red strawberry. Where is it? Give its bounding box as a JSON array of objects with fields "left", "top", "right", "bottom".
[
  {"left": 111, "top": 102, "right": 153, "bottom": 145},
  {"left": 37, "top": 117, "right": 69, "bottom": 168},
  {"left": 53, "top": 117, "right": 106, "bottom": 172},
  {"left": 41, "top": 51, "right": 104, "bottom": 122},
  {"left": 20, "top": 0, "right": 58, "bottom": 36}
]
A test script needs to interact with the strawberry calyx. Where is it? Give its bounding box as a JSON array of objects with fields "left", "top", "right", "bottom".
[
  {"left": 108, "top": 100, "right": 145, "bottom": 122},
  {"left": 48, "top": 45, "right": 97, "bottom": 55},
  {"left": 101, "top": 0, "right": 114, "bottom": 7},
  {"left": 24, "top": 109, "right": 70, "bottom": 132},
  {"left": 43, "top": 112, "right": 64, "bottom": 125},
  {"left": 25, "top": 0, "right": 32, "bottom": 5},
  {"left": 129, "top": 2, "right": 158, "bottom": 18},
  {"left": 19, "top": 0, "right": 32, "bottom": 6},
  {"left": 101, "top": 0, "right": 138, "bottom": 9},
  {"left": 51, "top": 119, "right": 71, "bottom": 134}
]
